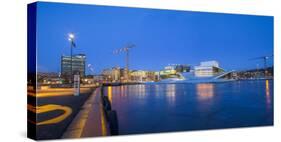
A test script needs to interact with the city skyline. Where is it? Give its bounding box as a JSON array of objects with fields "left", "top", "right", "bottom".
[
  {"left": 28, "top": 2, "right": 274, "bottom": 140},
  {"left": 36, "top": 2, "right": 273, "bottom": 74}
]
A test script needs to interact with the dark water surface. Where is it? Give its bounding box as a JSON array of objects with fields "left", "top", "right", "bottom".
[{"left": 104, "top": 80, "right": 273, "bottom": 134}]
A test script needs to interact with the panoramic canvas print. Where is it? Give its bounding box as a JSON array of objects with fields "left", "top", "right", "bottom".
[{"left": 27, "top": 2, "right": 274, "bottom": 140}]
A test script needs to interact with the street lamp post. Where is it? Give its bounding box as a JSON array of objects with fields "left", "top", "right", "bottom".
[{"left": 68, "top": 33, "right": 75, "bottom": 84}]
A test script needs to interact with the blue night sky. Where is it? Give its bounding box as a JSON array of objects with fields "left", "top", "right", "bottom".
[{"left": 36, "top": 2, "right": 273, "bottom": 74}]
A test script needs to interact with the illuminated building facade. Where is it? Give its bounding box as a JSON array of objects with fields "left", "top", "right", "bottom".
[
  {"left": 164, "top": 64, "right": 190, "bottom": 73},
  {"left": 102, "top": 67, "right": 122, "bottom": 82},
  {"left": 194, "top": 61, "right": 224, "bottom": 77},
  {"left": 159, "top": 64, "right": 190, "bottom": 79},
  {"left": 130, "top": 70, "right": 156, "bottom": 82}
]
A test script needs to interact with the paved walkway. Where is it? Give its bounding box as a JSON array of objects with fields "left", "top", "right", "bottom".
[{"left": 62, "top": 88, "right": 109, "bottom": 138}]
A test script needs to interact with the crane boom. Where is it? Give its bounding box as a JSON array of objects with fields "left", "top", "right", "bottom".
[
  {"left": 249, "top": 55, "right": 273, "bottom": 77},
  {"left": 113, "top": 44, "right": 135, "bottom": 82}
]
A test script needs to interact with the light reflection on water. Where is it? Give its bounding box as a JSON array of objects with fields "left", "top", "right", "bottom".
[
  {"left": 104, "top": 80, "right": 273, "bottom": 135},
  {"left": 107, "top": 86, "right": 112, "bottom": 103},
  {"left": 166, "top": 84, "right": 176, "bottom": 105},
  {"left": 196, "top": 83, "right": 214, "bottom": 101},
  {"left": 265, "top": 80, "right": 272, "bottom": 109},
  {"left": 155, "top": 84, "right": 160, "bottom": 97}
]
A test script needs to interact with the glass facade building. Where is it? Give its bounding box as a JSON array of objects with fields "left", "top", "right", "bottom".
[{"left": 61, "top": 54, "right": 86, "bottom": 80}]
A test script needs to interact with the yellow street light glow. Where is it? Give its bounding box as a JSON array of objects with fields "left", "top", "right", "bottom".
[{"left": 27, "top": 88, "right": 92, "bottom": 98}]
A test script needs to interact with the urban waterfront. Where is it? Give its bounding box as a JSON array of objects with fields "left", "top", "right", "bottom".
[
  {"left": 28, "top": 2, "right": 274, "bottom": 140},
  {"left": 105, "top": 80, "right": 273, "bottom": 134}
]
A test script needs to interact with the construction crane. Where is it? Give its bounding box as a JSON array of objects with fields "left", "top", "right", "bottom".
[
  {"left": 249, "top": 55, "right": 273, "bottom": 76},
  {"left": 113, "top": 44, "right": 135, "bottom": 81}
]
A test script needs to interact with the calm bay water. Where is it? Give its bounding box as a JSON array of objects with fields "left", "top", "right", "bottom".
[{"left": 104, "top": 80, "right": 273, "bottom": 134}]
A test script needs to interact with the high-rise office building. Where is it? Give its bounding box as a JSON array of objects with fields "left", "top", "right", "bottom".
[{"left": 61, "top": 54, "right": 86, "bottom": 81}]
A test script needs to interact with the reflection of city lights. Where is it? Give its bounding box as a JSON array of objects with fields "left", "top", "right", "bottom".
[
  {"left": 121, "top": 86, "right": 124, "bottom": 96},
  {"left": 140, "top": 85, "right": 146, "bottom": 96},
  {"left": 196, "top": 84, "right": 214, "bottom": 101},
  {"left": 155, "top": 85, "right": 160, "bottom": 97},
  {"left": 108, "top": 86, "right": 112, "bottom": 103},
  {"left": 134, "top": 85, "right": 146, "bottom": 97},
  {"left": 166, "top": 84, "right": 176, "bottom": 105},
  {"left": 265, "top": 80, "right": 271, "bottom": 104},
  {"left": 265, "top": 80, "right": 269, "bottom": 96},
  {"left": 166, "top": 84, "right": 176, "bottom": 97}
]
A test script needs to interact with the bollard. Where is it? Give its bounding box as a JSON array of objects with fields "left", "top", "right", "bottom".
[
  {"left": 99, "top": 85, "right": 119, "bottom": 136},
  {"left": 100, "top": 85, "right": 104, "bottom": 97},
  {"left": 103, "top": 96, "right": 111, "bottom": 112},
  {"left": 107, "top": 110, "right": 119, "bottom": 135}
]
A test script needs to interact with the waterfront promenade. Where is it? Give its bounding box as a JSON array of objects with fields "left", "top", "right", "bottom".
[
  {"left": 62, "top": 88, "right": 110, "bottom": 138},
  {"left": 27, "top": 79, "right": 273, "bottom": 139},
  {"left": 27, "top": 86, "right": 110, "bottom": 139}
]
